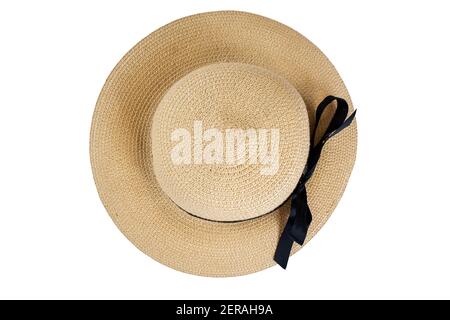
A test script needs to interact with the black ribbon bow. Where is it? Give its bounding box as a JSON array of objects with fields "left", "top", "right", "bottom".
[{"left": 274, "top": 96, "right": 357, "bottom": 269}]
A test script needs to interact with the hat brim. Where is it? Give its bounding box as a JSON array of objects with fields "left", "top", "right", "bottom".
[{"left": 90, "top": 10, "right": 357, "bottom": 277}]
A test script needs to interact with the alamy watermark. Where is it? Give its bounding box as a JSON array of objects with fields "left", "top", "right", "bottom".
[{"left": 170, "top": 121, "right": 280, "bottom": 175}]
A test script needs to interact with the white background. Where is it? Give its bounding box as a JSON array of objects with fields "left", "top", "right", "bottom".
[{"left": 1, "top": 0, "right": 449, "bottom": 300}]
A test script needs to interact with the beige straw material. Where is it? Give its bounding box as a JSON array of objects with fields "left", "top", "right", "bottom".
[
  {"left": 152, "top": 62, "right": 310, "bottom": 222},
  {"left": 90, "top": 11, "right": 357, "bottom": 277}
]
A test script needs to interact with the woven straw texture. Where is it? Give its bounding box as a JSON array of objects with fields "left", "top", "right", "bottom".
[
  {"left": 152, "top": 62, "right": 310, "bottom": 221},
  {"left": 90, "top": 11, "right": 357, "bottom": 277}
]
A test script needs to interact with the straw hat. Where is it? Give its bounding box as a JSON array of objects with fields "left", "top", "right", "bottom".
[{"left": 90, "top": 11, "right": 357, "bottom": 277}]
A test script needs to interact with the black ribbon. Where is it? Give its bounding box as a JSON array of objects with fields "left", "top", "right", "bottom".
[{"left": 274, "top": 96, "right": 357, "bottom": 269}]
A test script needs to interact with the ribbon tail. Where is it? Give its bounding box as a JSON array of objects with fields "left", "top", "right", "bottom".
[
  {"left": 290, "top": 187, "right": 312, "bottom": 245},
  {"left": 274, "top": 188, "right": 312, "bottom": 269},
  {"left": 274, "top": 229, "right": 294, "bottom": 269}
]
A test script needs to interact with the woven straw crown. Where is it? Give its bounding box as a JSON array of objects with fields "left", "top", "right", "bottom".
[{"left": 152, "top": 62, "right": 310, "bottom": 221}]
